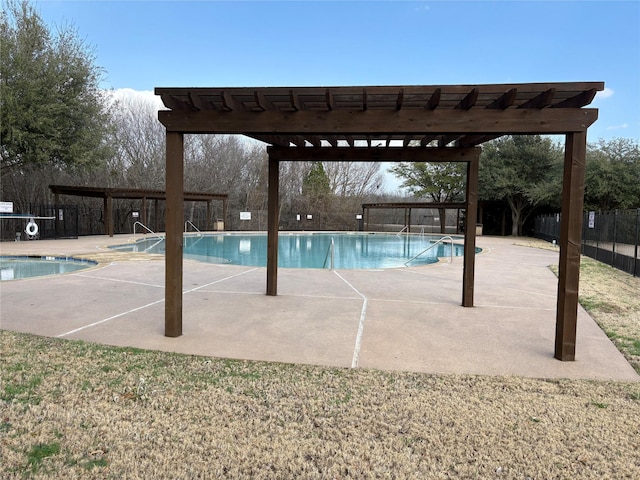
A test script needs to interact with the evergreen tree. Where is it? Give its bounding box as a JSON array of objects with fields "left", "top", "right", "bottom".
[
  {"left": 302, "top": 161, "right": 331, "bottom": 198},
  {"left": 479, "top": 135, "right": 562, "bottom": 236},
  {"left": 0, "top": 0, "right": 112, "bottom": 174}
]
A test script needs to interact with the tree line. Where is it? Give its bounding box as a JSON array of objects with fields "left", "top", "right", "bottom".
[
  {"left": 2, "top": 1, "right": 638, "bottom": 237},
  {"left": 391, "top": 136, "right": 640, "bottom": 236}
]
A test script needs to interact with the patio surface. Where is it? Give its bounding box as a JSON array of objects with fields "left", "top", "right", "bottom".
[{"left": 1, "top": 234, "right": 637, "bottom": 382}]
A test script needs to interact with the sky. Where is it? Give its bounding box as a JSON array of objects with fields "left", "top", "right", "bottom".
[{"left": 33, "top": 0, "right": 640, "bottom": 190}]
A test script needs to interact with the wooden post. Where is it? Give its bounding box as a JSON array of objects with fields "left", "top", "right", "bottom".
[
  {"left": 154, "top": 199, "right": 159, "bottom": 231},
  {"left": 105, "top": 196, "right": 113, "bottom": 237},
  {"left": 222, "top": 198, "right": 228, "bottom": 231},
  {"left": 267, "top": 156, "right": 279, "bottom": 296},
  {"left": 555, "top": 131, "right": 587, "bottom": 361},
  {"left": 165, "top": 132, "right": 184, "bottom": 337},
  {"left": 365, "top": 206, "right": 370, "bottom": 231},
  {"left": 54, "top": 193, "right": 59, "bottom": 239},
  {"left": 462, "top": 154, "right": 479, "bottom": 307},
  {"left": 141, "top": 197, "right": 147, "bottom": 227}
]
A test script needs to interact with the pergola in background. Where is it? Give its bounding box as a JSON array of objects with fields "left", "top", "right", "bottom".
[
  {"left": 155, "top": 82, "right": 603, "bottom": 362},
  {"left": 361, "top": 202, "right": 468, "bottom": 233},
  {"left": 49, "top": 185, "right": 228, "bottom": 236}
]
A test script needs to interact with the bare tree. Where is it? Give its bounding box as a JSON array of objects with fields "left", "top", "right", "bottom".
[{"left": 324, "top": 161, "right": 384, "bottom": 197}]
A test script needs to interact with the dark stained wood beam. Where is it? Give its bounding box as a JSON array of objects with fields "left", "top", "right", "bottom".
[
  {"left": 188, "top": 92, "right": 209, "bottom": 111},
  {"left": 438, "top": 135, "right": 460, "bottom": 147},
  {"left": 420, "top": 135, "right": 438, "bottom": 147},
  {"left": 486, "top": 88, "right": 517, "bottom": 109},
  {"left": 396, "top": 88, "right": 405, "bottom": 110},
  {"left": 309, "top": 135, "right": 323, "bottom": 147},
  {"left": 363, "top": 88, "right": 368, "bottom": 111},
  {"left": 462, "top": 154, "right": 480, "bottom": 307},
  {"left": 326, "top": 89, "right": 334, "bottom": 111},
  {"left": 555, "top": 131, "right": 587, "bottom": 361},
  {"left": 159, "top": 108, "right": 598, "bottom": 135},
  {"left": 254, "top": 90, "right": 271, "bottom": 111},
  {"left": 289, "top": 89, "right": 300, "bottom": 111},
  {"left": 267, "top": 146, "right": 482, "bottom": 163},
  {"left": 291, "top": 136, "right": 307, "bottom": 147},
  {"left": 266, "top": 157, "right": 280, "bottom": 296},
  {"left": 426, "top": 88, "right": 441, "bottom": 110},
  {"left": 551, "top": 88, "right": 598, "bottom": 109},
  {"left": 455, "top": 88, "right": 479, "bottom": 110},
  {"left": 457, "top": 134, "right": 502, "bottom": 147},
  {"left": 221, "top": 91, "right": 238, "bottom": 111},
  {"left": 325, "top": 135, "right": 339, "bottom": 147},
  {"left": 165, "top": 132, "right": 184, "bottom": 337},
  {"left": 345, "top": 135, "right": 355, "bottom": 147},
  {"left": 247, "top": 134, "right": 290, "bottom": 146},
  {"left": 518, "top": 88, "right": 556, "bottom": 109},
  {"left": 403, "top": 136, "right": 415, "bottom": 147},
  {"left": 161, "top": 94, "right": 194, "bottom": 111}
]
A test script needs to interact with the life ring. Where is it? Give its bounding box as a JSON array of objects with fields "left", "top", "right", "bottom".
[{"left": 25, "top": 221, "right": 39, "bottom": 236}]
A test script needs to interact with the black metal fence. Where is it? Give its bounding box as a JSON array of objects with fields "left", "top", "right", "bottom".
[{"left": 534, "top": 209, "right": 640, "bottom": 277}]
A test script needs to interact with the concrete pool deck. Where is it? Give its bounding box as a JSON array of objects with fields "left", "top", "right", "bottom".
[{"left": 1, "top": 234, "right": 637, "bottom": 382}]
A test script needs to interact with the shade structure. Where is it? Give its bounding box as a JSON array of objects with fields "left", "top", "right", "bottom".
[
  {"left": 156, "top": 82, "right": 603, "bottom": 362},
  {"left": 50, "top": 185, "right": 227, "bottom": 236}
]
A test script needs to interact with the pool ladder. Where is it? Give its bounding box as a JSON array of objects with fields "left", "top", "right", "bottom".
[
  {"left": 133, "top": 221, "right": 162, "bottom": 239},
  {"left": 323, "top": 237, "right": 335, "bottom": 270},
  {"left": 404, "top": 235, "right": 454, "bottom": 266},
  {"left": 184, "top": 220, "right": 202, "bottom": 235}
]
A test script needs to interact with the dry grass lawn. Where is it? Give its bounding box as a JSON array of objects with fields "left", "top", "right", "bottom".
[{"left": 2, "top": 241, "right": 639, "bottom": 479}]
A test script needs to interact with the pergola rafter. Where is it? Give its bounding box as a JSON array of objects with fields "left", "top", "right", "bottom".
[{"left": 156, "top": 81, "right": 603, "bottom": 363}]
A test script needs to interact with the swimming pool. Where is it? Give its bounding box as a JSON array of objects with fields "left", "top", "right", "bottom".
[
  {"left": 0, "top": 256, "right": 97, "bottom": 281},
  {"left": 112, "top": 233, "right": 471, "bottom": 269}
]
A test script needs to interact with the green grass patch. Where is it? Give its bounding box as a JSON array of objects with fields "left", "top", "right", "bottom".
[{"left": 27, "top": 442, "right": 60, "bottom": 473}]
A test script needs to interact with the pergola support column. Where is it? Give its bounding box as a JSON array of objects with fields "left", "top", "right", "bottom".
[
  {"left": 104, "top": 196, "right": 113, "bottom": 237},
  {"left": 141, "top": 197, "right": 147, "bottom": 226},
  {"left": 165, "top": 132, "right": 184, "bottom": 337},
  {"left": 462, "top": 154, "right": 480, "bottom": 307},
  {"left": 555, "top": 131, "right": 587, "bottom": 361},
  {"left": 267, "top": 156, "right": 280, "bottom": 296}
]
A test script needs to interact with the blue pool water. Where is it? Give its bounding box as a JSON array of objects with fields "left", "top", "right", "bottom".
[
  {"left": 0, "top": 256, "right": 96, "bottom": 281},
  {"left": 111, "top": 233, "right": 470, "bottom": 269}
]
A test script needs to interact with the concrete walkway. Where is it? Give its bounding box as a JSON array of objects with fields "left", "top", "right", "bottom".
[{"left": 1, "top": 234, "right": 637, "bottom": 382}]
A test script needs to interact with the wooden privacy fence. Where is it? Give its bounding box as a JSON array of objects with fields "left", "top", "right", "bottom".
[{"left": 535, "top": 209, "right": 640, "bottom": 277}]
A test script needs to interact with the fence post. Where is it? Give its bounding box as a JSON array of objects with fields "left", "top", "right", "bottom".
[
  {"left": 612, "top": 209, "right": 618, "bottom": 269},
  {"left": 635, "top": 208, "right": 639, "bottom": 277}
]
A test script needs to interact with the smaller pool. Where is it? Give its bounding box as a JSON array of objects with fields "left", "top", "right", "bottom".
[{"left": 0, "top": 256, "right": 96, "bottom": 281}]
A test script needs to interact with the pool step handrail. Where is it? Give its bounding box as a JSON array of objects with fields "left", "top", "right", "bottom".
[
  {"left": 396, "top": 225, "right": 408, "bottom": 236},
  {"left": 184, "top": 220, "right": 202, "bottom": 235},
  {"left": 404, "top": 235, "right": 454, "bottom": 266},
  {"left": 323, "top": 237, "right": 335, "bottom": 270},
  {"left": 133, "top": 221, "right": 163, "bottom": 239}
]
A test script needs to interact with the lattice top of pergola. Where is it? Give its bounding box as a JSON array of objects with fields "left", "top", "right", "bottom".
[{"left": 155, "top": 82, "right": 603, "bottom": 148}]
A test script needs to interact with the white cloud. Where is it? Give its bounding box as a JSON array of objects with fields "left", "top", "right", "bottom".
[
  {"left": 595, "top": 87, "right": 614, "bottom": 100},
  {"left": 104, "top": 88, "right": 164, "bottom": 108},
  {"left": 605, "top": 123, "right": 628, "bottom": 131}
]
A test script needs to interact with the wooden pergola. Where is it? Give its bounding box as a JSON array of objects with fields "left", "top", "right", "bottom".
[
  {"left": 49, "top": 185, "right": 228, "bottom": 236},
  {"left": 155, "top": 82, "right": 603, "bottom": 362},
  {"left": 361, "top": 202, "right": 468, "bottom": 233}
]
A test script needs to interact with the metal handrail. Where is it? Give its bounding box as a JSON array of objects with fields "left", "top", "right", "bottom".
[
  {"left": 396, "top": 225, "right": 408, "bottom": 236},
  {"left": 404, "top": 235, "right": 454, "bottom": 266},
  {"left": 133, "top": 221, "right": 162, "bottom": 239},
  {"left": 323, "top": 237, "right": 335, "bottom": 270},
  {"left": 184, "top": 220, "right": 202, "bottom": 235}
]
